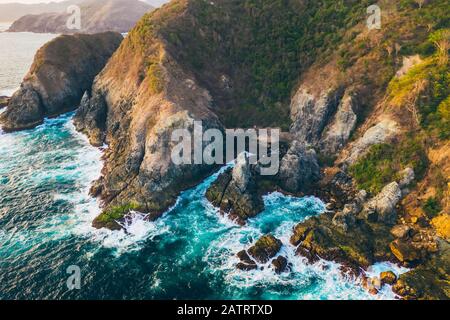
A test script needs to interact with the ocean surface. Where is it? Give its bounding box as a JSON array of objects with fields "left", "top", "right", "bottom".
[{"left": 0, "top": 29, "right": 407, "bottom": 300}]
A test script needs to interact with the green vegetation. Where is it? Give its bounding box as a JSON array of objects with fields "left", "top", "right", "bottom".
[
  {"left": 96, "top": 202, "right": 140, "bottom": 224},
  {"left": 350, "top": 136, "right": 428, "bottom": 194},
  {"left": 164, "top": 0, "right": 375, "bottom": 129},
  {"left": 422, "top": 197, "right": 443, "bottom": 218},
  {"left": 389, "top": 53, "right": 449, "bottom": 140},
  {"left": 147, "top": 63, "right": 164, "bottom": 94}
]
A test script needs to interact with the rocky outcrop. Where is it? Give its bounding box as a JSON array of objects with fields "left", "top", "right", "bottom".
[
  {"left": 360, "top": 182, "right": 403, "bottom": 224},
  {"left": 248, "top": 235, "right": 283, "bottom": 264},
  {"left": 393, "top": 241, "right": 450, "bottom": 300},
  {"left": 74, "top": 91, "right": 108, "bottom": 147},
  {"left": 289, "top": 88, "right": 343, "bottom": 145},
  {"left": 73, "top": 3, "right": 229, "bottom": 227},
  {"left": 319, "top": 91, "right": 359, "bottom": 154},
  {"left": 206, "top": 153, "right": 264, "bottom": 225},
  {"left": 0, "top": 32, "right": 122, "bottom": 132},
  {"left": 291, "top": 211, "right": 394, "bottom": 273},
  {"left": 7, "top": 0, "right": 153, "bottom": 34},
  {"left": 389, "top": 226, "right": 439, "bottom": 265},
  {"left": 332, "top": 190, "right": 367, "bottom": 231},
  {"left": 340, "top": 119, "right": 399, "bottom": 165},
  {"left": 291, "top": 174, "right": 419, "bottom": 273},
  {"left": 0, "top": 96, "right": 9, "bottom": 109},
  {"left": 236, "top": 234, "right": 284, "bottom": 272},
  {"left": 271, "top": 256, "right": 288, "bottom": 274},
  {"left": 278, "top": 141, "right": 321, "bottom": 193},
  {"left": 380, "top": 271, "right": 397, "bottom": 286}
]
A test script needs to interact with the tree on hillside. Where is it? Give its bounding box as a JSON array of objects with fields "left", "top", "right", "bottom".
[{"left": 430, "top": 29, "right": 450, "bottom": 65}]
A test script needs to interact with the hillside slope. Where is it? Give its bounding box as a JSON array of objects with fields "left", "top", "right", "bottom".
[
  {"left": 5, "top": 0, "right": 448, "bottom": 299},
  {"left": 0, "top": 0, "right": 83, "bottom": 23},
  {"left": 76, "top": 0, "right": 449, "bottom": 299},
  {"left": 7, "top": 0, "right": 153, "bottom": 34},
  {"left": 0, "top": 32, "right": 123, "bottom": 131}
]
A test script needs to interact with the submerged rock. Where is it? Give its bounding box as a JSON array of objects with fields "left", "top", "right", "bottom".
[{"left": 0, "top": 32, "right": 122, "bottom": 132}]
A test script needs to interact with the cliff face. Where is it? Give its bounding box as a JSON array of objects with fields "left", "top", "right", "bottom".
[
  {"left": 72, "top": 0, "right": 448, "bottom": 298},
  {"left": 7, "top": 0, "right": 153, "bottom": 34},
  {"left": 0, "top": 32, "right": 123, "bottom": 131}
]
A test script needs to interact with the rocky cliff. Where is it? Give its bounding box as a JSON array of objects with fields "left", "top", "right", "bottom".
[
  {"left": 0, "top": 32, "right": 122, "bottom": 132},
  {"left": 7, "top": 0, "right": 153, "bottom": 34},
  {"left": 41, "top": 0, "right": 448, "bottom": 299}
]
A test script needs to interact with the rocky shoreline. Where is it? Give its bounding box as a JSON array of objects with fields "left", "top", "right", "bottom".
[
  {"left": 0, "top": 96, "right": 9, "bottom": 109},
  {"left": 0, "top": 32, "right": 122, "bottom": 132},
  {"left": 1, "top": 0, "right": 448, "bottom": 300}
]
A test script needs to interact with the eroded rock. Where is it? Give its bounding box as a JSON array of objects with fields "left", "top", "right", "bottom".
[
  {"left": 248, "top": 235, "right": 283, "bottom": 264},
  {"left": 278, "top": 141, "right": 320, "bottom": 193},
  {"left": 319, "top": 91, "right": 359, "bottom": 154},
  {"left": 361, "top": 182, "right": 402, "bottom": 224},
  {"left": 206, "top": 153, "right": 264, "bottom": 224},
  {"left": 290, "top": 88, "right": 344, "bottom": 144},
  {"left": 0, "top": 32, "right": 122, "bottom": 132},
  {"left": 0, "top": 96, "right": 9, "bottom": 109},
  {"left": 380, "top": 271, "right": 397, "bottom": 286},
  {"left": 272, "top": 256, "right": 288, "bottom": 274}
]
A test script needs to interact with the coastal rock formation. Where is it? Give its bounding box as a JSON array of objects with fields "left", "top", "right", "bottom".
[
  {"left": 236, "top": 234, "right": 283, "bottom": 271},
  {"left": 0, "top": 0, "right": 80, "bottom": 23},
  {"left": 380, "top": 271, "right": 397, "bottom": 286},
  {"left": 341, "top": 119, "right": 399, "bottom": 165},
  {"left": 271, "top": 256, "right": 288, "bottom": 274},
  {"left": 291, "top": 211, "right": 394, "bottom": 273},
  {"left": 278, "top": 141, "right": 321, "bottom": 193},
  {"left": 360, "top": 182, "right": 403, "bottom": 224},
  {"left": 206, "top": 153, "right": 264, "bottom": 224},
  {"left": 57, "top": 0, "right": 448, "bottom": 299},
  {"left": 319, "top": 91, "right": 359, "bottom": 154},
  {"left": 393, "top": 241, "right": 450, "bottom": 300},
  {"left": 290, "top": 88, "right": 343, "bottom": 145},
  {"left": 7, "top": 0, "right": 153, "bottom": 34},
  {"left": 0, "top": 96, "right": 9, "bottom": 109},
  {"left": 0, "top": 32, "right": 122, "bottom": 132},
  {"left": 248, "top": 234, "right": 283, "bottom": 264}
]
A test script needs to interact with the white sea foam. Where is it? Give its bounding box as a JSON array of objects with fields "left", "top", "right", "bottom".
[
  {"left": 203, "top": 191, "right": 402, "bottom": 300},
  {"left": 55, "top": 118, "right": 173, "bottom": 254}
]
